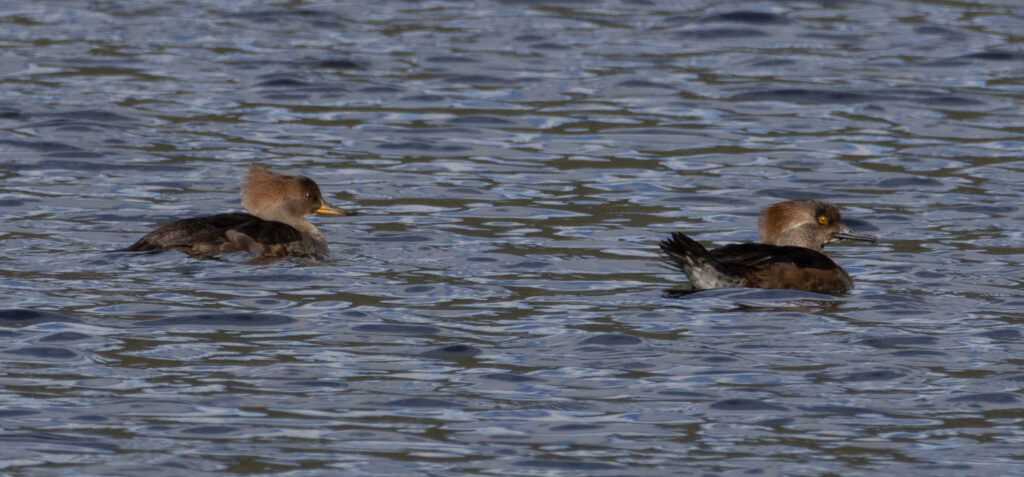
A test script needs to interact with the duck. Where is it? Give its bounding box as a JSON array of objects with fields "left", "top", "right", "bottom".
[
  {"left": 120, "top": 165, "right": 353, "bottom": 259},
  {"left": 660, "top": 199, "right": 877, "bottom": 294}
]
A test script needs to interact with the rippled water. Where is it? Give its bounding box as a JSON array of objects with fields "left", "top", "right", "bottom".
[{"left": 2, "top": 0, "right": 1023, "bottom": 475}]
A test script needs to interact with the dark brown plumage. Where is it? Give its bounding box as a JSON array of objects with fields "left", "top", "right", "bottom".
[
  {"left": 660, "top": 199, "right": 876, "bottom": 295},
  {"left": 121, "top": 166, "right": 354, "bottom": 259}
]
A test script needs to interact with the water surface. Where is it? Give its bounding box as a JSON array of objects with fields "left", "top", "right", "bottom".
[{"left": 1, "top": 0, "right": 1022, "bottom": 475}]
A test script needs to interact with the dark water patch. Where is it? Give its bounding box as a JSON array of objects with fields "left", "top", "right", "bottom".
[
  {"left": 872, "top": 213, "right": 912, "bottom": 223},
  {"left": 757, "top": 417, "right": 794, "bottom": 426},
  {"left": 481, "top": 373, "right": 542, "bottom": 383},
  {"left": 365, "top": 232, "right": 433, "bottom": 242},
  {"left": 701, "top": 11, "right": 791, "bottom": 25},
  {"left": 285, "top": 380, "right": 347, "bottom": 389},
  {"left": 876, "top": 177, "right": 944, "bottom": 188},
  {"left": 382, "top": 398, "right": 460, "bottom": 408},
  {"left": 203, "top": 274, "right": 316, "bottom": 283},
  {"left": 733, "top": 288, "right": 840, "bottom": 301},
  {"left": 0, "top": 432, "right": 119, "bottom": 452},
  {"left": 799, "top": 32, "right": 862, "bottom": 43},
  {"left": 580, "top": 334, "right": 643, "bottom": 346},
  {"left": 38, "top": 331, "right": 91, "bottom": 342},
  {"left": 352, "top": 323, "right": 441, "bottom": 335},
  {"left": 529, "top": 400, "right": 597, "bottom": 411},
  {"left": 676, "top": 28, "right": 767, "bottom": 39},
  {"left": 4, "top": 346, "right": 80, "bottom": 360},
  {"left": 341, "top": 310, "right": 368, "bottom": 318},
  {"left": 45, "top": 151, "right": 107, "bottom": 159},
  {"left": 230, "top": 8, "right": 344, "bottom": 25},
  {"left": 505, "top": 260, "right": 549, "bottom": 269},
  {"left": 800, "top": 405, "right": 882, "bottom": 416},
  {"left": 401, "top": 94, "right": 447, "bottom": 102},
  {"left": 0, "top": 107, "right": 26, "bottom": 120},
  {"left": 915, "top": 25, "right": 961, "bottom": 36},
  {"left": 842, "top": 217, "right": 878, "bottom": 231},
  {"left": 530, "top": 42, "right": 569, "bottom": 50},
  {"left": 842, "top": 370, "right": 905, "bottom": 382},
  {"left": 675, "top": 287, "right": 839, "bottom": 302},
  {"left": 448, "top": 115, "right": 514, "bottom": 125},
  {"left": 424, "top": 55, "right": 478, "bottom": 64},
  {"left": 710, "top": 398, "right": 788, "bottom": 411},
  {"left": 0, "top": 139, "right": 80, "bottom": 152},
  {"left": 617, "top": 80, "right": 675, "bottom": 90},
  {"left": 947, "top": 393, "right": 1018, "bottom": 404},
  {"left": 915, "top": 95, "right": 984, "bottom": 107},
  {"left": 361, "top": 85, "right": 403, "bottom": 93},
  {"left": 623, "top": 361, "right": 655, "bottom": 370},
  {"left": 977, "top": 329, "right": 1021, "bottom": 341},
  {"left": 54, "top": 110, "right": 135, "bottom": 123},
  {"left": 405, "top": 285, "right": 434, "bottom": 293},
  {"left": 515, "top": 459, "right": 623, "bottom": 471},
  {"left": 0, "top": 409, "right": 39, "bottom": 418},
  {"left": 385, "top": 126, "right": 475, "bottom": 136},
  {"left": 182, "top": 426, "right": 237, "bottom": 435},
  {"left": 756, "top": 188, "right": 824, "bottom": 200},
  {"left": 701, "top": 355, "right": 736, "bottom": 363},
  {"left": 495, "top": 0, "right": 592, "bottom": 5},
  {"left": 659, "top": 390, "right": 714, "bottom": 398},
  {"left": 70, "top": 415, "right": 108, "bottom": 422},
  {"left": 890, "top": 349, "right": 945, "bottom": 357},
  {"left": 446, "top": 187, "right": 483, "bottom": 195},
  {"left": 136, "top": 312, "right": 297, "bottom": 328},
  {"left": 962, "top": 51, "right": 1022, "bottom": 61},
  {"left": 258, "top": 77, "right": 309, "bottom": 87},
  {"left": 0, "top": 198, "right": 30, "bottom": 207},
  {"left": 315, "top": 58, "right": 363, "bottom": 69},
  {"left": 951, "top": 205, "right": 1018, "bottom": 214},
  {"left": 377, "top": 141, "right": 470, "bottom": 152},
  {"left": 732, "top": 88, "right": 879, "bottom": 104},
  {"left": 425, "top": 344, "right": 482, "bottom": 358},
  {"left": 27, "top": 159, "right": 187, "bottom": 173},
  {"left": 918, "top": 58, "right": 971, "bottom": 68},
  {"left": 664, "top": 194, "right": 754, "bottom": 206},
  {"left": 662, "top": 14, "right": 697, "bottom": 25},
  {"left": 859, "top": 336, "right": 937, "bottom": 348},
  {"left": 748, "top": 58, "right": 796, "bottom": 68},
  {"left": 0, "top": 309, "right": 80, "bottom": 326},
  {"left": 550, "top": 423, "right": 604, "bottom": 431},
  {"left": 513, "top": 34, "right": 544, "bottom": 42},
  {"left": 443, "top": 75, "right": 515, "bottom": 85}
]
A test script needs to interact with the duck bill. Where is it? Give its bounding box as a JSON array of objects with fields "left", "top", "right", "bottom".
[
  {"left": 316, "top": 203, "right": 357, "bottom": 216},
  {"left": 832, "top": 225, "right": 876, "bottom": 243}
]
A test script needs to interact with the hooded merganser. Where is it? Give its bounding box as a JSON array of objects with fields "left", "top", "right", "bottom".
[
  {"left": 660, "top": 199, "right": 877, "bottom": 295},
  {"left": 121, "top": 165, "right": 354, "bottom": 259}
]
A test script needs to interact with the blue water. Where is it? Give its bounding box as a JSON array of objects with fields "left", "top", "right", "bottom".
[{"left": 1, "top": 1, "right": 1022, "bottom": 474}]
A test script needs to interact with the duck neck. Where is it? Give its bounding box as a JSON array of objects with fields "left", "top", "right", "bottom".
[{"left": 772, "top": 228, "right": 824, "bottom": 252}]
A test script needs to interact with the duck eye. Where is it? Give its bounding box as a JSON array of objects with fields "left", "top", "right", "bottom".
[{"left": 817, "top": 215, "right": 829, "bottom": 225}]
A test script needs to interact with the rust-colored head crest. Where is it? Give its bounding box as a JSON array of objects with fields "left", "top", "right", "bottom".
[
  {"left": 758, "top": 199, "right": 841, "bottom": 249},
  {"left": 241, "top": 165, "right": 297, "bottom": 215}
]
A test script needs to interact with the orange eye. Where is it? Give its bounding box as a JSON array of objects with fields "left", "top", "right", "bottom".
[{"left": 818, "top": 215, "right": 829, "bottom": 225}]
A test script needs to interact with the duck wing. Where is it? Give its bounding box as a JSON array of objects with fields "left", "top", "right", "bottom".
[
  {"left": 121, "top": 213, "right": 302, "bottom": 257},
  {"left": 711, "top": 243, "right": 853, "bottom": 294}
]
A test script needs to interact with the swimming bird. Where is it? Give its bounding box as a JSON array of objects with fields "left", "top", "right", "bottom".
[
  {"left": 121, "top": 165, "right": 354, "bottom": 259},
  {"left": 660, "top": 199, "right": 876, "bottom": 294}
]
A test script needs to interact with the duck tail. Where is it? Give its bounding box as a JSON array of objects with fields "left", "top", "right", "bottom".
[{"left": 660, "top": 232, "right": 739, "bottom": 290}]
